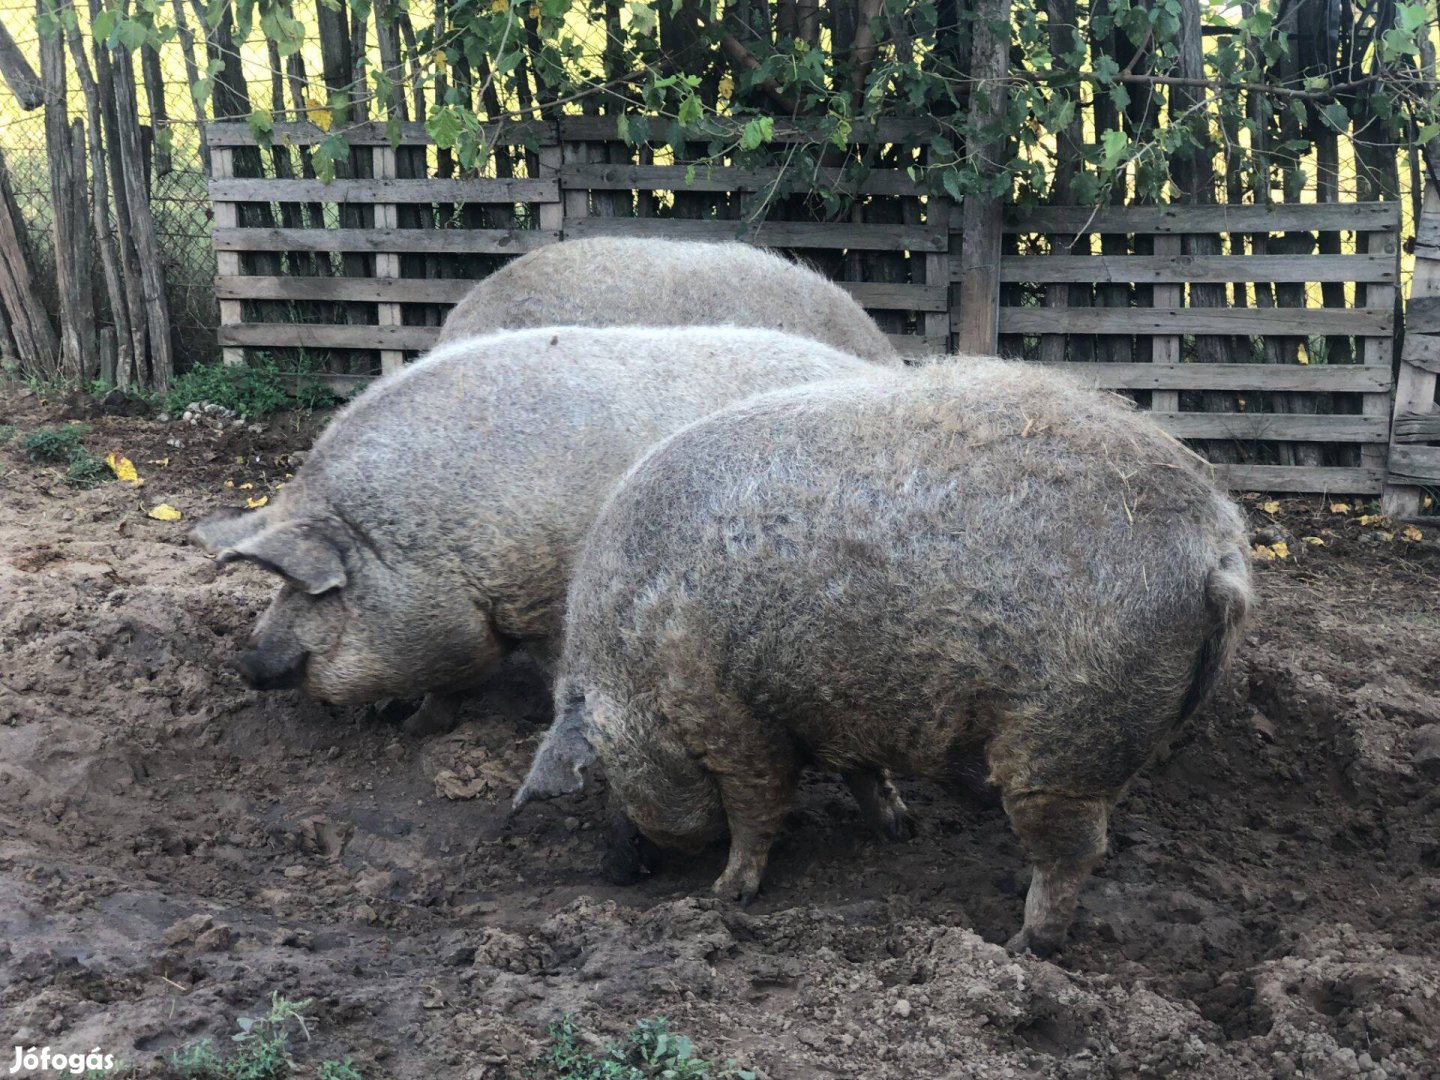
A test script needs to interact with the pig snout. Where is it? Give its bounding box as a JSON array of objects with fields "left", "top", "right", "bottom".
[{"left": 232, "top": 640, "right": 308, "bottom": 690}]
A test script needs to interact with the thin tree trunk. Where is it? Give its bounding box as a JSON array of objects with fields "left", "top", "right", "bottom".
[
  {"left": 0, "top": 148, "right": 58, "bottom": 372},
  {"left": 64, "top": 10, "right": 135, "bottom": 386},
  {"left": 1171, "top": 0, "right": 1236, "bottom": 461},
  {"left": 168, "top": 0, "right": 209, "bottom": 174},
  {"left": 141, "top": 42, "right": 170, "bottom": 177},
  {"left": 112, "top": 40, "right": 174, "bottom": 387},
  {"left": 38, "top": 0, "right": 96, "bottom": 381},
  {"left": 0, "top": 15, "right": 42, "bottom": 108}
]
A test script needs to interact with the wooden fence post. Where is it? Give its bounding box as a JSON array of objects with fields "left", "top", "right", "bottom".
[
  {"left": 373, "top": 144, "right": 405, "bottom": 375},
  {"left": 1383, "top": 183, "right": 1440, "bottom": 515},
  {"left": 955, "top": 0, "right": 1010, "bottom": 355},
  {"left": 210, "top": 147, "right": 245, "bottom": 366}
]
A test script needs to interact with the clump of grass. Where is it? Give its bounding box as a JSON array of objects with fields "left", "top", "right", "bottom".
[
  {"left": 63, "top": 447, "right": 110, "bottom": 488},
  {"left": 0, "top": 423, "right": 15, "bottom": 445},
  {"left": 18, "top": 423, "right": 88, "bottom": 462},
  {"left": 543, "top": 1016, "right": 755, "bottom": 1080},
  {"left": 168, "top": 994, "right": 360, "bottom": 1080},
  {"left": 165, "top": 355, "right": 341, "bottom": 418}
]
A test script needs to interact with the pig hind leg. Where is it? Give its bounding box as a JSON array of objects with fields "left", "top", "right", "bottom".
[
  {"left": 1002, "top": 790, "right": 1109, "bottom": 957},
  {"left": 713, "top": 766, "right": 799, "bottom": 906},
  {"left": 845, "top": 768, "right": 917, "bottom": 842}
]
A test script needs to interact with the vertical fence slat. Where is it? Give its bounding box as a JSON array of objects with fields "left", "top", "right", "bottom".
[
  {"left": 1362, "top": 225, "right": 1399, "bottom": 476},
  {"left": 210, "top": 146, "right": 244, "bottom": 366},
  {"left": 373, "top": 144, "right": 404, "bottom": 375},
  {"left": 1150, "top": 234, "right": 1181, "bottom": 412}
]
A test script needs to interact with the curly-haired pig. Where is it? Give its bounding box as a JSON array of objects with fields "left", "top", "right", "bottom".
[
  {"left": 436, "top": 237, "right": 901, "bottom": 366},
  {"left": 516, "top": 357, "right": 1252, "bottom": 956},
  {"left": 191, "top": 326, "right": 885, "bottom": 737}
]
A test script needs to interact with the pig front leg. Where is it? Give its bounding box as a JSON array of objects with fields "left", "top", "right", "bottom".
[
  {"left": 712, "top": 769, "right": 798, "bottom": 906},
  {"left": 845, "top": 768, "right": 917, "bottom": 842},
  {"left": 1002, "top": 791, "right": 1109, "bottom": 957},
  {"left": 401, "top": 692, "right": 464, "bottom": 736}
]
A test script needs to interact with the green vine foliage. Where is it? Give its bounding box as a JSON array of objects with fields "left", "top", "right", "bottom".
[{"left": 91, "top": 0, "right": 1439, "bottom": 208}]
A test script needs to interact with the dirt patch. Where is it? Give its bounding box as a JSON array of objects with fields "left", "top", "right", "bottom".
[{"left": 2, "top": 381, "right": 1439, "bottom": 1078}]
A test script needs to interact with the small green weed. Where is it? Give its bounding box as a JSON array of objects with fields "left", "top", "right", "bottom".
[
  {"left": 0, "top": 423, "right": 14, "bottom": 444},
  {"left": 168, "top": 994, "right": 348, "bottom": 1080},
  {"left": 64, "top": 447, "right": 111, "bottom": 488},
  {"left": 18, "top": 423, "right": 88, "bottom": 462},
  {"left": 543, "top": 1016, "right": 755, "bottom": 1080}
]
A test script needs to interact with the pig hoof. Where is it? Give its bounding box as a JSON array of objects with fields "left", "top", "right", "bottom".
[
  {"left": 401, "top": 694, "right": 463, "bottom": 737},
  {"left": 712, "top": 872, "right": 761, "bottom": 907},
  {"left": 880, "top": 807, "right": 918, "bottom": 843},
  {"left": 1005, "top": 929, "right": 1059, "bottom": 959}
]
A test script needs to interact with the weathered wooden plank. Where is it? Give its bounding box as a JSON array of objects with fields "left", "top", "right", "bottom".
[
  {"left": 992, "top": 254, "right": 1395, "bottom": 284},
  {"left": 1005, "top": 202, "right": 1399, "bottom": 236},
  {"left": 218, "top": 322, "right": 440, "bottom": 350},
  {"left": 1405, "top": 293, "right": 1440, "bottom": 334},
  {"left": 1037, "top": 362, "right": 1392, "bottom": 392},
  {"left": 1392, "top": 409, "right": 1440, "bottom": 441},
  {"left": 889, "top": 334, "right": 950, "bottom": 356},
  {"left": 1400, "top": 332, "right": 1440, "bottom": 373},
  {"left": 210, "top": 148, "right": 244, "bottom": 366},
  {"left": 1361, "top": 230, "right": 1399, "bottom": 475},
  {"left": 560, "top": 162, "right": 925, "bottom": 197},
  {"left": 1386, "top": 445, "right": 1440, "bottom": 485},
  {"left": 1212, "top": 463, "right": 1385, "bottom": 494},
  {"left": 205, "top": 120, "right": 552, "bottom": 147},
  {"left": 209, "top": 177, "right": 561, "bottom": 204},
  {"left": 1150, "top": 411, "right": 1388, "bottom": 442},
  {"left": 214, "top": 275, "right": 475, "bottom": 303},
  {"left": 841, "top": 282, "right": 949, "bottom": 311},
  {"left": 212, "top": 227, "right": 559, "bottom": 254},
  {"left": 995, "top": 305, "right": 1393, "bottom": 336},
  {"left": 372, "top": 146, "right": 404, "bottom": 376},
  {"left": 555, "top": 115, "right": 937, "bottom": 144},
  {"left": 563, "top": 215, "right": 947, "bottom": 252},
  {"left": 1414, "top": 213, "right": 1440, "bottom": 252}
]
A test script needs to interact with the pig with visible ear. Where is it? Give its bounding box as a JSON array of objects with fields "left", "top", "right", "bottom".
[
  {"left": 436, "top": 237, "right": 902, "bottom": 366},
  {"left": 520, "top": 357, "right": 1251, "bottom": 956},
  {"left": 191, "top": 325, "right": 887, "bottom": 737}
]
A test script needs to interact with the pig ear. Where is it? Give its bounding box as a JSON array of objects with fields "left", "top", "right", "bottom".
[
  {"left": 190, "top": 505, "right": 274, "bottom": 554},
  {"left": 512, "top": 688, "right": 598, "bottom": 814},
  {"left": 218, "top": 522, "right": 348, "bottom": 595}
]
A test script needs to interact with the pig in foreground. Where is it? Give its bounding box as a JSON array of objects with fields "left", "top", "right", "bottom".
[
  {"left": 192, "top": 326, "right": 881, "bottom": 734},
  {"left": 518, "top": 358, "right": 1252, "bottom": 955},
  {"left": 436, "top": 237, "right": 900, "bottom": 366}
]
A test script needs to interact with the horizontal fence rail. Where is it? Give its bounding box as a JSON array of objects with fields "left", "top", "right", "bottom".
[{"left": 205, "top": 120, "right": 1410, "bottom": 495}]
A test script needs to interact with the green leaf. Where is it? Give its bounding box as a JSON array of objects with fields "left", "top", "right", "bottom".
[
  {"left": 1100, "top": 128, "right": 1128, "bottom": 171},
  {"left": 246, "top": 107, "right": 274, "bottom": 147},
  {"left": 615, "top": 111, "right": 631, "bottom": 145},
  {"left": 91, "top": 7, "right": 118, "bottom": 42},
  {"left": 1321, "top": 101, "right": 1350, "bottom": 133},
  {"left": 740, "top": 115, "right": 773, "bottom": 151}
]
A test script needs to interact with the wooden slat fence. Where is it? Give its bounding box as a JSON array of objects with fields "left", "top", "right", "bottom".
[
  {"left": 1384, "top": 183, "right": 1440, "bottom": 515},
  {"left": 990, "top": 202, "right": 1400, "bottom": 495},
  {"left": 205, "top": 120, "right": 1415, "bottom": 496}
]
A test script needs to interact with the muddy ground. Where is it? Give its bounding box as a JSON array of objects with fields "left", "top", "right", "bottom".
[{"left": 1, "top": 380, "right": 1439, "bottom": 1079}]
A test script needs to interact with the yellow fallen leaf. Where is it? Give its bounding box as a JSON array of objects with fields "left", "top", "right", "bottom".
[
  {"left": 1302, "top": 536, "right": 1324, "bottom": 546},
  {"left": 305, "top": 96, "right": 332, "bottom": 133},
  {"left": 147, "top": 504, "right": 183, "bottom": 522},
  {"left": 246, "top": 495, "right": 269, "bottom": 509},
  {"left": 147, "top": 457, "right": 170, "bottom": 467},
  {"left": 1296, "top": 342, "right": 1310, "bottom": 365},
  {"left": 1260, "top": 500, "right": 1280, "bottom": 515},
  {"left": 1401, "top": 524, "right": 1424, "bottom": 542},
  {"left": 1424, "top": 496, "right": 1434, "bottom": 509},
  {"left": 106, "top": 453, "right": 143, "bottom": 486},
  {"left": 239, "top": 481, "right": 254, "bottom": 490},
  {"left": 1329, "top": 502, "right": 1350, "bottom": 514},
  {"left": 1378, "top": 530, "right": 1395, "bottom": 542},
  {"left": 1358, "top": 513, "right": 1390, "bottom": 527},
  {"left": 224, "top": 480, "right": 235, "bottom": 488},
  {"left": 1270, "top": 540, "right": 1289, "bottom": 559},
  {"left": 1251, "top": 544, "right": 1277, "bottom": 562},
  {"left": 718, "top": 73, "right": 735, "bottom": 99}
]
